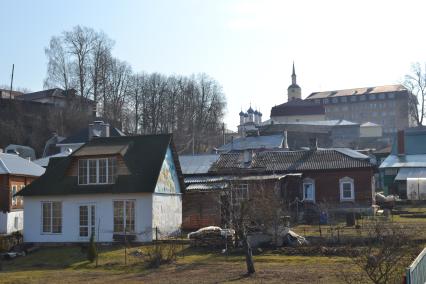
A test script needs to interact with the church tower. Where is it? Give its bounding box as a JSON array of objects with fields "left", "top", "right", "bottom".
[{"left": 287, "top": 62, "right": 301, "bottom": 101}]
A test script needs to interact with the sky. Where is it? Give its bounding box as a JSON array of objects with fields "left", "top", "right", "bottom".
[{"left": 1, "top": 0, "right": 426, "bottom": 130}]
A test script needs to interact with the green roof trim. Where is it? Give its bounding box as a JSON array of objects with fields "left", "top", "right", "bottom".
[{"left": 18, "top": 134, "right": 185, "bottom": 196}]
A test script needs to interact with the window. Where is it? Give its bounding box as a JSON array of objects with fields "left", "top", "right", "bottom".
[
  {"left": 78, "top": 157, "right": 117, "bottom": 185},
  {"left": 42, "top": 201, "right": 62, "bottom": 234},
  {"left": 232, "top": 184, "right": 249, "bottom": 204},
  {"left": 350, "top": 96, "right": 357, "bottom": 102},
  {"left": 11, "top": 185, "right": 17, "bottom": 206},
  {"left": 360, "top": 95, "right": 366, "bottom": 101},
  {"left": 323, "top": 99, "right": 329, "bottom": 104},
  {"left": 113, "top": 200, "right": 135, "bottom": 234},
  {"left": 388, "top": 93, "right": 395, "bottom": 99},
  {"left": 303, "top": 179, "right": 315, "bottom": 202},
  {"left": 332, "top": 98, "right": 338, "bottom": 103},
  {"left": 340, "top": 177, "right": 355, "bottom": 201},
  {"left": 341, "top": 97, "right": 347, "bottom": 103},
  {"left": 379, "top": 93, "right": 385, "bottom": 99},
  {"left": 369, "top": 94, "right": 376, "bottom": 100},
  {"left": 19, "top": 185, "right": 24, "bottom": 205},
  {"left": 314, "top": 99, "right": 320, "bottom": 104},
  {"left": 79, "top": 205, "right": 95, "bottom": 238},
  {"left": 14, "top": 216, "right": 19, "bottom": 230}
]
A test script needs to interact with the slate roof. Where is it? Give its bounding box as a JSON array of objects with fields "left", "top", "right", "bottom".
[
  {"left": 209, "top": 149, "right": 372, "bottom": 173},
  {"left": 306, "top": 84, "right": 407, "bottom": 100},
  {"left": 0, "top": 153, "right": 45, "bottom": 176},
  {"left": 217, "top": 134, "right": 284, "bottom": 152},
  {"left": 271, "top": 99, "right": 325, "bottom": 117},
  {"left": 58, "top": 126, "right": 125, "bottom": 145},
  {"left": 179, "top": 154, "right": 220, "bottom": 175},
  {"left": 18, "top": 134, "right": 185, "bottom": 196}
]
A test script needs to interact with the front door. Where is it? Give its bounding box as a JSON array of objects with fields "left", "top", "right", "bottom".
[{"left": 79, "top": 204, "right": 96, "bottom": 238}]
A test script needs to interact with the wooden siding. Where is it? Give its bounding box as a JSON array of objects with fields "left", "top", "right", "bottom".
[
  {"left": 66, "top": 155, "right": 131, "bottom": 177},
  {"left": 0, "top": 175, "right": 36, "bottom": 212}
]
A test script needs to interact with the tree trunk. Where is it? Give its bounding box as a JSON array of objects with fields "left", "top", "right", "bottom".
[{"left": 244, "top": 236, "right": 255, "bottom": 274}]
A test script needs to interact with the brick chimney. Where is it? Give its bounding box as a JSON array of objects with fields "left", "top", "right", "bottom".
[
  {"left": 89, "top": 121, "right": 110, "bottom": 140},
  {"left": 397, "top": 130, "right": 405, "bottom": 156}
]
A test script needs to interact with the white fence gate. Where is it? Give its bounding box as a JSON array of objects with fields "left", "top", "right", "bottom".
[{"left": 406, "top": 248, "right": 426, "bottom": 284}]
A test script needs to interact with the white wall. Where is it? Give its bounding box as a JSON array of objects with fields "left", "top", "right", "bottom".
[
  {"left": 152, "top": 193, "right": 182, "bottom": 239},
  {"left": 23, "top": 193, "right": 153, "bottom": 243},
  {"left": 0, "top": 210, "right": 23, "bottom": 235},
  {"left": 271, "top": 114, "right": 326, "bottom": 123}
]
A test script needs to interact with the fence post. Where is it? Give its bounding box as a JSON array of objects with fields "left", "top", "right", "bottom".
[{"left": 155, "top": 227, "right": 158, "bottom": 242}]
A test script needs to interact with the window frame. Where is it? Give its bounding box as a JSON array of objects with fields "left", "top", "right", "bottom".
[
  {"left": 78, "top": 157, "right": 117, "bottom": 185},
  {"left": 231, "top": 183, "right": 249, "bottom": 204},
  {"left": 11, "top": 185, "right": 18, "bottom": 206},
  {"left": 41, "top": 201, "right": 62, "bottom": 234},
  {"left": 113, "top": 200, "right": 136, "bottom": 234},
  {"left": 302, "top": 178, "right": 315, "bottom": 202},
  {"left": 79, "top": 204, "right": 96, "bottom": 238},
  {"left": 340, "top": 177, "right": 355, "bottom": 201}
]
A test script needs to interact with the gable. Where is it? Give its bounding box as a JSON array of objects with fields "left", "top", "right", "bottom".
[{"left": 155, "top": 147, "right": 181, "bottom": 194}]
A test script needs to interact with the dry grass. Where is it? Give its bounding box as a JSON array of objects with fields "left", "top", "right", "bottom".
[{"left": 0, "top": 245, "right": 357, "bottom": 284}]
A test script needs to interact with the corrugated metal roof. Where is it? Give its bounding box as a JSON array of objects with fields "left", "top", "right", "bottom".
[
  {"left": 184, "top": 173, "right": 301, "bottom": 184},
  {"left": 186, "top": 182, "right": 229, "bottom": 191},
  {"left": 306, "top": 84, "right": 407, "bottom": 100},
  {"left": 0, "top": 153, "right": 45, "bottom": 176},
  {"left": 380, "top": 154, "right": 426, "bottom": 168},
  {"left": 210, "top": 149, "right": 372, "bottom": 172},
  {"left": 217, "top": 134, "right": 283, "bottom": 152},
  {"left": 179, "top": 154, "right": 220, "bottom": 174},
  {"left": 395, "top": 168, "right": 426, "bottom": 180},
  {"left": 283, "top": 120, "right": 358, "bottom": 127}
]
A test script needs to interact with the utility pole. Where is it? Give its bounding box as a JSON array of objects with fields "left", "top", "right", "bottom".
[{"left": 9, "top": 64, "right": 14, "bottom": 99}]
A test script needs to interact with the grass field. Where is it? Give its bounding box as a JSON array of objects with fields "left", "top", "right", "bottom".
[{"left": 0, "top": 245, "right": 359, "bottom": 284}]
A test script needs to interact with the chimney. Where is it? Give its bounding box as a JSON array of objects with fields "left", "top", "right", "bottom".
[
  {"left": 89, "top": 121, "right": 110, "bottom": 140},
  {"left": 243, "top": 149, "right": 253, "bottom": 164},
  {"left": 309, "top": 137, "right": 318, "bottom": 151},
  {"left": 397, "top": 130, "right": 405, "bottom": 156},
  {"left": 282, "top": 130, "right": 289, "bottom": 150}
]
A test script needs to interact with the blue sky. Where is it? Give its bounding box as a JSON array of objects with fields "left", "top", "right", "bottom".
[{"left": 2, "top": 0, "right": 426, "bottom": 130}]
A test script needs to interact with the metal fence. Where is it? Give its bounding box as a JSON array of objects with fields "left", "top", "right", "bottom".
[{"left": 406, "top": 248, "right": 426, "bottom": 284}]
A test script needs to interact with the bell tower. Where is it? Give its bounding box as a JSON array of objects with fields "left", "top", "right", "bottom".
[{"left": 287, "top": 62, "right": 301, "bottom": 101}]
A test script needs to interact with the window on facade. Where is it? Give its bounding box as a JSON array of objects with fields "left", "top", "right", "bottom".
[
  {"left": 369, "top": 94, "right": 376, "bottom": 100},
  {"left": 341, "top": 97, "right": 347, "bottom": 103},
  {"left": 19, "top": 185, "right": 24, "bottom": 205},
  {"left": 332, "top": 98, "right": 338, "bottom": 103},
  {"left": 360, "top": 95, "right": 366, "bottom": 101},
  {"left": 14, "top": 216, "right": 19, "bottom": 229},
  {"left": 79, "top": 205, "right": 95, "bottom": 237},
  {"left": 42, "top": 201, "right": 62, "bottom": 233},
  {"left": 350, "top": 96, "right": 357, "bottom": 102},
  {"left": 303, "top": 179, "right": 315, "bottom": 202},
  {"left": 388, "top": 93, "right": 395, "bottom": 99},
  {"left": 340, "top": 177, "right": 355, "bottom": 201},
  {"left": 113, "top": 200, "right": 135, "bottom": 234},
  {"left": 11, "top": 185, "right": 17, "bottom": 206},
  {"left": 314, "top": 99, "right": 320, "bottom": 104},
  {"left": 232, "top": 184, "right": 249, "bottom": 204},
  {"left": 78, "top": 157, "right": 117, "bottom": 185},
  {"left": 379, "top": 93, "right": 385, "bottom": 99},
  {"left": 323, "top": 99, "right": 329, "bottom": 104}
]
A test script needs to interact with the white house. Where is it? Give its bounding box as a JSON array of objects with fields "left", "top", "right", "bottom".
[
  {"left": 18, "top": 134, "right": 184, "bottom": 243},
  {"left": 0, "top": 153, "right": 45, "bottom": 235}
]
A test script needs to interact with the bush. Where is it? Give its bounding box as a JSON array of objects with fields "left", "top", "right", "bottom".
[
  {"left": 145, "top": 243, "right": 181, "bottom": 268},
  {"left": 87, "top": 234, "right": 97, "bottom": 263}
]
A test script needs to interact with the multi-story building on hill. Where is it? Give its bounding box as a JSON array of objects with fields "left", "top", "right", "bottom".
[{"left": 305, "top": 85, "right": 416, "bottom": 136}]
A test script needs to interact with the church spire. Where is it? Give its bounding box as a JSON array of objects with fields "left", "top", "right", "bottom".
[{"left": 292, "top": 61, "right": 296, "bottom": 85}]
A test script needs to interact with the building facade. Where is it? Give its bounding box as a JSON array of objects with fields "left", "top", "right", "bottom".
[
  {"left": 18, "top": 134, "right": 184, "bottom": 243},
  {"left": 305, "top": 85, "right": 415, "bottom": 136}
]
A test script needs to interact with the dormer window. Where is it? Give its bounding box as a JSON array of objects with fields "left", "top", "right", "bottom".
[{"left": 78, "top": 157, "right": 117, "bottom": 185}]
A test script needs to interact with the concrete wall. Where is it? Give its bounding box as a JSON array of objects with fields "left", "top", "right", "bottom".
[
  {"left": 0, "top": 210, "right": 23, "bottom": 234},
  {"left": 152, "top": 194, "right": 182, "bottom": 238},
  {"left": 23, "top": 193, "right": 153, "bottom": 243},
  {"left": 360, "top": 125, "right": 382, "bottom": 138}
]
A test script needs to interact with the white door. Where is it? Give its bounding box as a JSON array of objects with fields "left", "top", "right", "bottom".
[{"left": 79, "top": 205, "right": 96, "bottom": 238}]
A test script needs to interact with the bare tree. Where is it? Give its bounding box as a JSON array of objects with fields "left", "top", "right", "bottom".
[
  {"left": 341, "top": 220, "right": 417, "bottom": 284},
  {"left": 404, "top": 62, "right": 426, "bottom": 126},
  {"left": 44, "top": 36, "right": 73, "bottom": 90}
]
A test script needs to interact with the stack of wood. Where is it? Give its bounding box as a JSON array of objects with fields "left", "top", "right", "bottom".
[{"left": 188, "top": 226, "right": 235, "bottom": 248}]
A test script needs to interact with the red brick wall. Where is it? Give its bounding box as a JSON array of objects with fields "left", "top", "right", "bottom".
[
  {"left": 302, "top": 168, "right": 374, "bottom": 205},
  {"left": 182, "top": 191, "right": 221, "bottom": 230}
]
